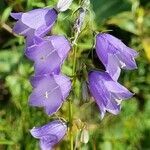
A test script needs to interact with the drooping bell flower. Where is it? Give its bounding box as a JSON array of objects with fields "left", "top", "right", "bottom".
[
  {"left": 11, "top": 8, "right": 58, "bottom": 46},
  {"left": 29, "top": 73, "right": 71, "bottom": 115},
  {"left": 30, "top": 120, "right": 67, "bottom": 150},
  {"left": 10, "top": 0, "right": 73, "bottom": 46},
  {"left": 96, "top": 33, "right": 138, "bottom": 81},
  {"left": 25, "top": 35, "right": 71, "bottom": 75},
  {"left": 88, "top": 71, "right": 133, "bottom": 119}
]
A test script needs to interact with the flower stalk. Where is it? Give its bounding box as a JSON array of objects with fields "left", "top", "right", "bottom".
[
  {"left": 68, "top": 0, "right": 89, "bottom": 148},
  {"left": 69, "top": 44, "right": 77, "bottom": 150}
]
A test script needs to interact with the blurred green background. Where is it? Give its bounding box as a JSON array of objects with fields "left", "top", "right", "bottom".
[{"left": 0, "top": 0, "right": 150, "bottom": 149}]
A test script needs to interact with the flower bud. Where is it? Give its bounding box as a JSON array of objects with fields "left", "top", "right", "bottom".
[
  {"left": 56, "top": 0, "right": 73, "bottom": 12},
  {"left": 80, "top": 129, "right": 89, "bottom": 144}
]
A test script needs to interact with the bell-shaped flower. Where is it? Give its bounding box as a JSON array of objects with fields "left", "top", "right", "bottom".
[
  {"left": 25, "top": 35, "right": 71, "bottom": 75},
  {"left": 88, "top": 71, "right": 133, "bottom": 119},
  {"left": 11, "top": 8, "right": 58, "bottom": 46},
  {"left": 29, "top": 73, "right": 71, "bottom": 115},
  {"left": 30, "top": 120, "right": 67, "bottom": 150},
  {"left": 96, "top": 33, "right": 138, "bottom": 80}
]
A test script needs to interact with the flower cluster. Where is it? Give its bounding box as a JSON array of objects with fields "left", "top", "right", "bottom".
[
  {"left": 88, "top": 33, "right": 138, "bottom": 119},
  {"left": 11, "top": 0, "right": 73, "bottom": 149},
  {"left": 11, "top": 0, "right": 138, "bottom": 148}
]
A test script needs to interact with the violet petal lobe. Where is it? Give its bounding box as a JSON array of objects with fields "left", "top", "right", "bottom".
[
  {"left": 45, "top": 35, "right": 71, "bottom": 60},
  {"left": 10, "top": 12, "right": 23, "bottom": 20},
  {"left": 96, "top": 33, "right": 138, "bottom": 80},
  {"left": 25, "top": 35, "right": 71, "bottom": 75},
  {"left": 106, "top": 54, "right": 121, "bottom": 81},
  {"left": 30, "top": 120, "right": 67, "bottom": 150},
  {"left": 88, "top": 71, "right": 133, "bottom": 119},
  {"left": 29, "top": 74, "right": 71, "bottom": 115}
]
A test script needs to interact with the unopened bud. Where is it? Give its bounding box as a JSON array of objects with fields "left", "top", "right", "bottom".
[
  {"left": 80, "top": 129, "right": 89, "bottom": 144},
  {"left": 74, "top": 8, "right": 86, "bottom": 33},
  {"left": 56, "top": 0, "right": 73, "bottom": 12},
  {"left": 82, "top": 81, "right": 89, "bottom": 102}
]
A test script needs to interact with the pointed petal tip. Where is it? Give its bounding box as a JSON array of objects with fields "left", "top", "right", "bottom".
[
  {"left": 45, "top": 102, "right": 63, "bottom": 116},
  {"left": 129, "top": 91, "right": 134, "bottom": 98},
  {"left": 10, "top": 12, "right": 23, "bottom": 20},
  {"left": 106, "top": 108, "right": 121, "bottom": 116},
  {"left": 30, "top": 127, "right": 40, "bottom": 139}
]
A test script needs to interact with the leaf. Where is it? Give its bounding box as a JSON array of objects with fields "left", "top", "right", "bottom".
[
  {"left": 1, "top": 7, "right": 12, "bottom": 23},
  {"left": 0, "top": 50, "right": 21, "bottom": 75},
  {"left": 31, "top": 2, "right": 45, "bottom": 8},
  {"left": 0, "top": 140, "right": 14, "bottom": 145},
  {"left": 107, "top": 12, "right": 138, "bottom": 35},
  {"left": 0, "top": 1, "right": 6, "bottom": 14},
  {"left": 90, "top": 0, "right": 131, "bottom": 24},
  {"left": 142, "top": 38, "right": 150, "bottom": 62},
  {"left": 62, "top": 64, "right": 72, "bottom": 76},
  {"left": 101, "top": 141, "right": 112, "bottom": 150}
]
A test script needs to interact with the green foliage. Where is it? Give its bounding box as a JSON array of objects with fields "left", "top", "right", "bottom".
[{"left": 0, "top": 0, "right": 150, "bottom": 149}]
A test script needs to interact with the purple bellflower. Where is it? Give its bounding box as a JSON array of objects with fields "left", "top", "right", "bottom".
[
  {"left": 30, "top": 120, "right": 67, "bottom": 150},
  {"left": 96, "top": 33, "right": 138, "bottom": 80},
  {"left": 11, "top": 8, "right": 57, "bottom": 46},
  {"left": 29, "top": 73, "right": 71, "bottom": 115},
  {"left": 25, "top": 35, "right": 71, "bottom": 75},
  {"left": 88, "top": 71, "right": 133, "bottom": 119}
]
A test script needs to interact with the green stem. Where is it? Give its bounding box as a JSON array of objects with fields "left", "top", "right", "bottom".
[
  {"left": 69, "top": 99, "right": 73, "bottom": 150},
  {"left": 69, "top": 41, "right": 78, "bottom": 150},
  {"left": 68, "top": 0, "right": 89, "bottom": 148}
]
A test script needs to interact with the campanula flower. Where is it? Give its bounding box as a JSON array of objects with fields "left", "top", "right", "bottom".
[
  {"left": 88, "top": 71, "right": 133, "bottom": 119},
  {"left": 30, "top": 120, "right": 67, "bottom": 150},
  {"left": 25, "top": 35, "right": 71, "bottom": 75},
  {"left": 96, "top": 33, "right": 138, "bottom": 80},
  {"left": 11, "top": 8, "right": 57, "bottom": 40},
  {"left": 29, "top": 73, "right": 71, "bottom": 115}
]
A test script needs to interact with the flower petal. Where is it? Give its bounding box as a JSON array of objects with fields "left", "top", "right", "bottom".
[
  {"left": 105, "top": 97, "right": 121, "bottom": 115},
  {"left": 54, "top": 74, "right": 72, "bottom": 100},
  {"left": 26, "top": 35, "right": 71, "bottom": 75},
  {"left": 12, "top": 20, "right": 31, "bottom": 35},
  {"left": 88, "top": 71, "right": 110, "bottom": 118},
  {"left": 34, "top": 51, "right": 61, "bottom": 75},
  {"left": 22, "top": 9, "right": 51, "bottom": 29},
  {"left": 40, "top": 138, "right": 53, "bottom": 150},
  {"left": 117, "top": 48, "right": 138, "bottom": 70},
  {"left": 103, "top": 75, "right": 133, "bottom": 100},
  {"left": 29, "top": 74, "right": 71, "bottom": 115},
  {"left": 10, "top": 12, "right": 23, "bottom": 20},
  {"left": 106, "top": 54, "right": 121, "bottom": 81},
  {"left": 96, "top": 34, "right": 109, "bottom": 65},
  {"left": 45, "top": 35, "right": 71, "bottom": 60}
]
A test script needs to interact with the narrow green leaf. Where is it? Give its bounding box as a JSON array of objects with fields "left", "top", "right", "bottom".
[{"left": 1, "top": 7, "right": 12, "bottom": 23}]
